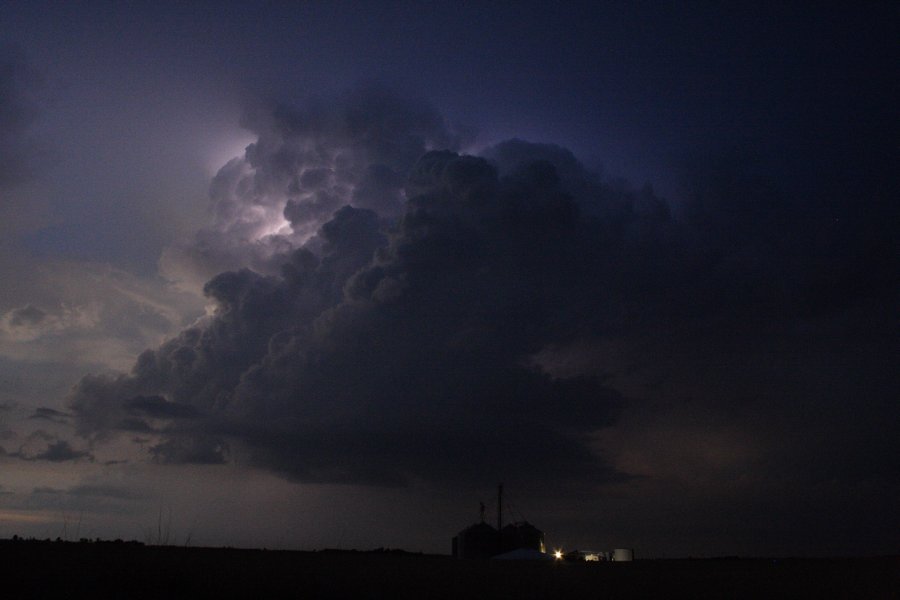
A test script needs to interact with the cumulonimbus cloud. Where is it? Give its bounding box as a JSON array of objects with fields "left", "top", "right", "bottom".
[{"left": 69, "top": 89, "right": 898, "bottom": 491}]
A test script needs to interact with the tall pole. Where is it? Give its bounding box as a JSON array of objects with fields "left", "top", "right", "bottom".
[
  {"left": 497, "top": 483, "right": 503, "bottom": 553},
  {"left": 497, "top": 484, "right": 503, "bottom": 530}
]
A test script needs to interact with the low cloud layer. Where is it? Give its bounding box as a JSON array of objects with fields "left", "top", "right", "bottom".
[
  {"left": 0, "top": 303, "right": 99, "bottom": 342},
  {"left": 2, "top": 429, "right": 92, "bottom": 463},
  {"left": 0, "top": 261, "right": 204, "bottom": 371},
  {"left": 68, "top": 91, "right": 898, "bottom": 498}
]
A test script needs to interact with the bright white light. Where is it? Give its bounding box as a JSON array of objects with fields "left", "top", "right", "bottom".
[
  {"left": 205, "top": 132, "right": 256, "bottom": 175},
  {"left": 554, "top": 550, "right": 563, "bottom": 560},
  {"left": 257, "top": 214, "right": 292, "bottom": 238}
]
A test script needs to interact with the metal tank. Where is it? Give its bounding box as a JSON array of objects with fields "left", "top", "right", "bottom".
[
  {"left": 500, "top": 522, "right": 545, "bottom": 554},
  {"left": 452, "top": 522, "right": 499, "bottom": 559},
  {"left": 612, "top": 548, "right": 634, "bottom": 561}
]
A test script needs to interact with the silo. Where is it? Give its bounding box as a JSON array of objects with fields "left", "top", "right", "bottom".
[
  {"left": 453, "top": 522, "right": 499, "bottom": 559},
  {"left": 612, "top": 548, "right": 634, "bottom": 561},
  {"left": 500, "top": 522, "right": 545, "bottom": 554}
]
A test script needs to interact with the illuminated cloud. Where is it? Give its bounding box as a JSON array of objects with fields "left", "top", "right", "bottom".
[{"left": 159, "top": 87, "right": 464, "bottom": 294}]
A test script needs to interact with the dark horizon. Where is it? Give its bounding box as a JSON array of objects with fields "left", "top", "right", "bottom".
[
  {"left": 2, "top": 535, "right": 898, "bottom": 562},
  {"left": 4, "top": 539, "right": 896, "bottom": 599}
]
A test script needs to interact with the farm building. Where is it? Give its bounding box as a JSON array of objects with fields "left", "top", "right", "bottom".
[{"left": 452, "top": 485, "right": 546, "bottom": 559}]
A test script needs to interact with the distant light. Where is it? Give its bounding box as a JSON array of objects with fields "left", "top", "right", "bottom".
[{"left": 554, "top": 550, "right": 563, "bottom": 560}]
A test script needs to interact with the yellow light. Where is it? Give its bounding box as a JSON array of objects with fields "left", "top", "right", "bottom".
[{"left": 554, "top": 550, "right": 563, "bottom": 560}]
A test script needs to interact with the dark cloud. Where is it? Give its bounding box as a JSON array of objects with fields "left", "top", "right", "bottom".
[
  {"left": 7, "top": 430, "right": 92, "bottom": 462},
  {"left": 30, "top": 440, "right": 91, "bottom": 462},
  {"left": 70, "top": 93, "right": 898, "bottom": 502},
  {"left": 124, "top": 395, "right": 200, "bottom": 420},
  {"left": 148, "top": 435, "right": 228, "bottom": 465},
  {"left": 117, "top": 417, "right": 156, "bottom": 433},
  {"left": 8, "top": 304, "right": 46, "bottom": 326},
  {"left": 28, "top": 407, "right": 71, "bottom": 423}
]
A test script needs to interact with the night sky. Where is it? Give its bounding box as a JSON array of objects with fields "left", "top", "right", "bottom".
[{"left": 0, "top": 2, "right": 896, "bottom": 557}]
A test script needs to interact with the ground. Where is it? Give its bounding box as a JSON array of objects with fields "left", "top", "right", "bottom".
[{"left": 2, "top": 540, "right": 897, "bottom": 599}]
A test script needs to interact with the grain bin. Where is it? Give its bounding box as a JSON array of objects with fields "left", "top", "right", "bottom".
[{"left": 612, "top": 548, "right": 634, "bottom": 561}]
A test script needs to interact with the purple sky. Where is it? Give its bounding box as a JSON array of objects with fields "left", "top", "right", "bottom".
[{"left": 0, "top": 2, "right": 896, "bottom": 557}]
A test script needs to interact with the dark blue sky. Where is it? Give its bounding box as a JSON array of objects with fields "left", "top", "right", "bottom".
[{"left": 0, "top": 2, "right": 896, "bottom": 556}]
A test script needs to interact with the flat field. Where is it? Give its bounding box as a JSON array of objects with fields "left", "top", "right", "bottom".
[{"left": 2, "top": 540, "right": 897, "bottom": 599}]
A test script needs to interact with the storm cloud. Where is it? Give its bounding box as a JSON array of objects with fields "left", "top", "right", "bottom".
[{"left": 69, "top": 91, "right": 898, "bottom": 498}]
